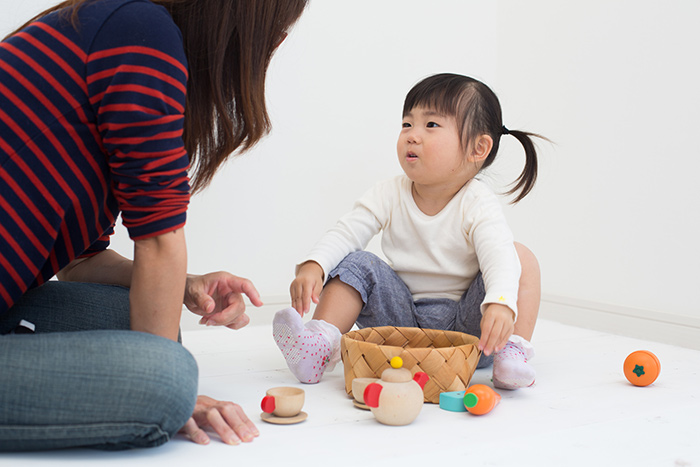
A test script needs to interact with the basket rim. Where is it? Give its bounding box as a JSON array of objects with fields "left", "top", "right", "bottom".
[{"left": 342, "top": 326, "right": 480, "bottom": 349}]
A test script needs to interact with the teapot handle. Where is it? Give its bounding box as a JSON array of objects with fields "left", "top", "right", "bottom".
[
  {"left": 363, "top": 382, "right": 383, "bottom": 408},
  {"left": 413, "top": 372, "right": 429, "bottom": 390},
  {"left": 261, "top": 395, "right": 276, "bottom": 413}
]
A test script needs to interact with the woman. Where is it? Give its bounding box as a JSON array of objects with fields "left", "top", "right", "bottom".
[{"left": 0, "top": 0, "right": 307, "bottom": 450}]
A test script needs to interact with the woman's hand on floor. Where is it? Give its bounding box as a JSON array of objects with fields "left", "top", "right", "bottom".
[
  {"left": 180, "top": 395, "right": 259, "bottom": 445},
  {"left": 184, "top": 272, "right": 263, "bottom": 329}
]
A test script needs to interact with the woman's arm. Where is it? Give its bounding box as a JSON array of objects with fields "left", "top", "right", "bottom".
[
  {"left": 58, "top": 232, "right": 263, "bottom": 336},
  {"left": 57, "top": 230, "right": 187, "bottom": 341},
  {"left": 56, "top": 249, "right": 133, "bottom": 286},
  {"left": 130, "top": 229, "right": 187, "bottom": 341}
]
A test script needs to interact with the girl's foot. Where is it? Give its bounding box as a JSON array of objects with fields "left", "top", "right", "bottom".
[
  {"left": 272, "top": 307, "right": 336, "bottom": 384},
  {"left": 492, "top": 336, "right": 536, "bottom": 390}
]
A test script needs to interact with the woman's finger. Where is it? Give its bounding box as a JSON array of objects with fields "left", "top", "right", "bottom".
[
  {"left": 220, "top": 403, "right": 259, "bottom": 442},
  {"left": 205, "top": 406, "right": 241, "bottom": 446},
  {"left": 225, "top": 312, "right": 250, "bottom": 330},
  {"left": 225, "top": 276, "right": 263, "bottom": 307},
  {"left": 180, "top": 417, "right": 210, "bottom": 445}
]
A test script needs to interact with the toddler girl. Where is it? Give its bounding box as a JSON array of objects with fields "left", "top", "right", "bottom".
[{"left": 273, "top": 73, "right": 544, "bottom": 389}]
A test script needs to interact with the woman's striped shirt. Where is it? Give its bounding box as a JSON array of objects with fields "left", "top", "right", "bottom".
[{"left": 0, "top": 0, "right": 191, "bottom": 314}]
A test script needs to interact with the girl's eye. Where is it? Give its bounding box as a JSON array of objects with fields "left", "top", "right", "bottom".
[
  {"left": 402, "top": 122, "right": 411, "bottom": 128},
  {"left": 427, "top": 121, "right": 439, "bottom": 128}
]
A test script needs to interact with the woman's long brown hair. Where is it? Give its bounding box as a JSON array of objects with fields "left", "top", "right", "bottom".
[{"left": 7, "top": 0, "right": 308, "bottom": 193}]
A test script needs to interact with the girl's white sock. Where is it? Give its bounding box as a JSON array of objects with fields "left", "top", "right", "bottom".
[
  {"left": 492, "top": 335, "right": 536, "bottom": 390},
  {"left": 272, "top": 307, "right": 341, "bottom": 384}
]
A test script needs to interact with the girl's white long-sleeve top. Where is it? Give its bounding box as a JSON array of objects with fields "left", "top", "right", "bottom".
[{"left": 301, "top": 175, "right": 522, "bottom": 317}]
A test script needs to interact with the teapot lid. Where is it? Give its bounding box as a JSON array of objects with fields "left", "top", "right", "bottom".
[{"left": 381, "top": 356, "right": 412, "bottom": 383}]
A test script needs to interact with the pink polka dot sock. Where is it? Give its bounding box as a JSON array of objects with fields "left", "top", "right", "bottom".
[
  {"left": 272, "top": 307, "right": 339, "bottom": 384},
  {"left": 492, "top": 336, "right": 536, "bottom": 390}
]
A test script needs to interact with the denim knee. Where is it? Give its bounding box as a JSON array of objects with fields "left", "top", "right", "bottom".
[
  {"left": 329, "top": 251, "right": 389, "bottom": 304},
  {"left": 0, "top": 330, "right": 199, "bottom": 451},
  {"left": 330, "top": 251, "right": 419, "bottom": 328},
  {"left": 81, "top": 334, "right": 198, "bottom": 450},
  {"left": 128, "top": 335, "right": 199, "bottom": 445},
  {"left": 333, "top": 251, "right": 384, "bottom": 279}
]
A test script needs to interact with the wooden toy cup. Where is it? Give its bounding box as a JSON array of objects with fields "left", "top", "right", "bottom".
[
  {"left": 351, "top": 377, "right": 378, "bottom": 404},
  {"left": 261, "top": 387, "right": 305, "bottom": 417}
]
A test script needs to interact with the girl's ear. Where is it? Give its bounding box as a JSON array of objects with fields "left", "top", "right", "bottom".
[{"left": 468, "top": 134, "right": 493, "bottom": 163}]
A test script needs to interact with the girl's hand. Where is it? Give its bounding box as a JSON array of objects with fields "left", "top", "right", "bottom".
[
  {"left": 290, "top": 261, "right": 324, "bottom": 316},
  {"left": 184, "top": 272, "right": 263, "bottom": 329},
  {"left": 180, "top": 395, "right": 259, "bottom": 445},
  {"left": 479, "top": 304, "right": 515, "bottom": 356}
]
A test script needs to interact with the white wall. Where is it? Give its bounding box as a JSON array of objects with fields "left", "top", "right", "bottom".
[
  {"left": 0, "top": 1, "right": 57, "bottom": 32},
  {"left": 492, "top": 0, "right": 700, "bottom": 346},
  {"left": 180, "top": 1, "right": 498, "bottom": 297},
  {"left": 3, "top": 1, "right": 699, "bottom": 345}
]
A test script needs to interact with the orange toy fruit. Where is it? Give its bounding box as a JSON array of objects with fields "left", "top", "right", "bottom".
[
  {"left": 463, "top": 384, "right": 501, "bottom": 415},
  {"left": 623, "top": 350, "right": 660, "bottom": 386}
]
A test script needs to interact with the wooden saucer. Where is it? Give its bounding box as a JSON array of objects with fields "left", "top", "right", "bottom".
[
  {"left": 260, "top": 411, "right": 308, "bottom": 425},
  {"left": 353, "top": 400, "right": 370, "bottom": 410}
]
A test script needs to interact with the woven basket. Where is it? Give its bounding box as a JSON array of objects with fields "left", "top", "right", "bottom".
[{"left": 340, "top": 326, "right": 481, "bottom": 403}]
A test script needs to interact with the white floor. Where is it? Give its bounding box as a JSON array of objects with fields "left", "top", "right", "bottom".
[{"left": 2, "top": 309, "right": 700, "bottom": 467}]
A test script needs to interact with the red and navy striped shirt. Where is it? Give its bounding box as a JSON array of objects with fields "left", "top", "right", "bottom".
[{"left": 0, "top": 0, "right": 190, "bottom": 314}]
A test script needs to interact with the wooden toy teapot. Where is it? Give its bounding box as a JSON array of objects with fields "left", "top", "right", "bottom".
[{"left": 363, "top": 356, "right": 429, "bottom": 426}]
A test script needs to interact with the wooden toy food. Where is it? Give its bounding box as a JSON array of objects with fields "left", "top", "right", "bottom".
[
  {"left": 463, "top": 384, "right": 501, "bottom": 415},
  {"left": 439, "top": 390, "right": 467, "bottom": 412},
  {"left": 623, "top": 350, "right": 660, "bottom": 386},
  {"left": 363, "top": 356, "right": 429, "bottom": 426}
]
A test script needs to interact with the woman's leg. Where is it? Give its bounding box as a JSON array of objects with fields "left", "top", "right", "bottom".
[
  {"left": 0, "top": 281, "right": 131, "bottom": 335},
  {"left": 0, "top": 281, "right": 198, "bottom": 451},
  {"left": 0, "top": 331, "right": 198, "bottom": 451}
]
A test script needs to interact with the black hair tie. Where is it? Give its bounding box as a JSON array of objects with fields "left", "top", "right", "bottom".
[{"left": 501, "top": 125, "right": 510, "bottom": 136}]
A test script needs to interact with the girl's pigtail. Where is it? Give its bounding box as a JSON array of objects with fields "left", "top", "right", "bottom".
[{"left": 504, "top": 130, "right": 547, "bottom": 204}]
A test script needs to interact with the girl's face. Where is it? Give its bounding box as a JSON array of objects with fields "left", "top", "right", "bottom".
[{"left": 397, "top": 106, "right": 476, "bottom": 191}]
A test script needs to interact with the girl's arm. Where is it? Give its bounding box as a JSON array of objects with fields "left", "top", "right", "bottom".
[
  {"left": 290, "top": 260, "right": 324, "bottom": 315},
  {"left": 479, "top": 303, "right": 515, "bottom": 356},
  {"left": 292, "top": 205, "right": 381, "bottom": 316},
  {"left": 295, "top": 181, "right": 390, "bottom": 302},
  {"left": 467, "top": 187, "right": 522, "bottom": 356}
]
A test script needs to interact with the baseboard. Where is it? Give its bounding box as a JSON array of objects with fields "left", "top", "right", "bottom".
[
  {"left": 180, "top": 294, "right": 290, "bottom": 332},
  {"left": 540, "top": 294, "right": 700, "bottom": 351},
  {"left": 182, "top": 293, "right": 700, "bottom": 351}
]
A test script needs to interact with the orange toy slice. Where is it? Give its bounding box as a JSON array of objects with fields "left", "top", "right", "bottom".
[{"left": 623, "top": 350, "right": 660, "bottom": 386}]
